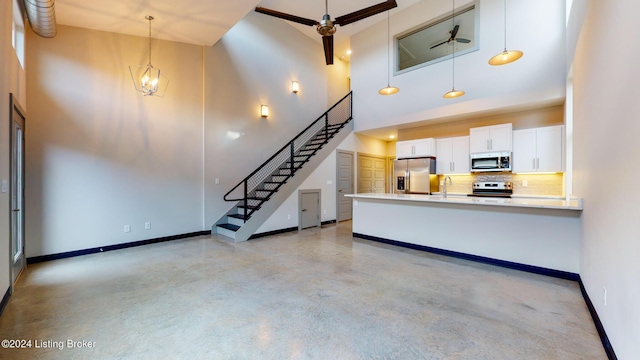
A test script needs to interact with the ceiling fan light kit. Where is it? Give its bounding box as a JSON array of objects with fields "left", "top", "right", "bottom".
[
  {"left": 255, "top": 0, "right": 397, "bottom": 65},
  {"left": 489, "top": 0, "right": 523, "bottom": 65},
  {"left": 129, "top": 15, "right": 168, "bottom": 96}
]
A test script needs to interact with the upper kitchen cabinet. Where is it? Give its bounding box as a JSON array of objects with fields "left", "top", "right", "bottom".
[
  {"left": 396, "top": 138, "right": 436, "bottom": 159},
  {"left": 512, "top": 125, "right": 564, "bottom": 173},
  {"left": 436, "top": 136, "right": 470, "bottom": 174},
  {"left": 469, "top": 124, "right": 513, "bottom": 153}
]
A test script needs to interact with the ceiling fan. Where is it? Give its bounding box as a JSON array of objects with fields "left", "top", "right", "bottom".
[
  {"left": 429, "top": 25, "right": 471, "bottom": 49},
  {"left": 255, "top": 0, "right": 398, "bottom": 65}
]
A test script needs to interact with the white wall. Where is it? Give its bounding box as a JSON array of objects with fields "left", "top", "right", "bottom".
[
  {"left": 352, "top": 198, "right": 581, "bottom": 273},
  {"left": 572, "top": 1, "right": 640, "bottom": 358},
  {"left": 1, "top": 0, "right": 27, "bottom": 296},
  {"left": 350, "top": 0, "right": 566, "bottom": 132},
  {"left": 327, "top": 57, "right": 350, "bottom": 108},
  {"left": 256, "top": 133, "right": 389, "bottom": 233},
  {"left": 203, "top": 11, "right": 331, "bottom": 227},
  {"left": 25, "top": 25, "right": 205, "bottom": 257}
]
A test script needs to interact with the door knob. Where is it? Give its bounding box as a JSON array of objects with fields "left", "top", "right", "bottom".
[
  {"left": 302, "top": 209, "right": 307, "bottom": 212},
  {"left": 12, "top": 209, "right": 20, "bottom": 212},
  {"left": 339, "top": 189, "right": 343, "bottom": 193}
]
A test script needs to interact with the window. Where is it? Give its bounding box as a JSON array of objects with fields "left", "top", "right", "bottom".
[
  {"left": 396, "top": 3, "right": 478, "bottom": 74},
  {"left": 12, "top": 0, "right": 25, "bottom": 69}
]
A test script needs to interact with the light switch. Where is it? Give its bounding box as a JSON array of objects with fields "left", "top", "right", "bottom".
[
  {"left": 215, "top": 178, "right": 220, "bottom": 185},
  {"left": 327, "top": 180, "right": 333, "bottom": 185},
  {"left": 1, "top": 180, "right": 6, "bottom": 193}
]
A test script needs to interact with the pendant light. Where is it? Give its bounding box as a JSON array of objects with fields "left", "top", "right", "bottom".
[
  {"left": 129, "top": 16, "right": 168, "bottom": 96},
  {"left": 378, "top": 10, "right": 399, "bottom": 96},
  {"left": 443, "top": 0, "right": 464, "bottom": 99},
  {"left": 488, "top": 0, "right": 523, "bottom": 65}
]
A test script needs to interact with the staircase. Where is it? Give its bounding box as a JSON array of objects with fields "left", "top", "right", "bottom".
[{"left": 214, "top": 92, "right": 353, "bottom": 242}]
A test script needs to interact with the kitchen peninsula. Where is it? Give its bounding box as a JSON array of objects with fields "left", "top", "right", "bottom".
[{"left": 346, "top": 193, "right": 582, "bottom": 276}]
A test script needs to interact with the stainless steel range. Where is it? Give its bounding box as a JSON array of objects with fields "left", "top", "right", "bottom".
[{"left": 469, "top": 181, "right": 513, "bottom": 198}]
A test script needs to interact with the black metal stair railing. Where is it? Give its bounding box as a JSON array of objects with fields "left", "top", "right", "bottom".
[{"left": 223, "top": 91, "right": 353, "bottom": 222}]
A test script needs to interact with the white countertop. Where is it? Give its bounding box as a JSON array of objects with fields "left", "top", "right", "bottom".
[{"left": 345, "top": 193, "right": 583, "bottom": 211}]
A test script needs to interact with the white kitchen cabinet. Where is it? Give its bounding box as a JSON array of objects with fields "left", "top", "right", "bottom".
[
  {"left": 436, "top": 136, "right": 470, "bottom": 174},
  {"left": 469, "top": 123, "right": 512, "bottom": 153},
  {"left": 512, "top": 125, "right": 564, "bottom": 173},
  {"left": 396, "top": 138, "right": 436, "bottom": 159}
]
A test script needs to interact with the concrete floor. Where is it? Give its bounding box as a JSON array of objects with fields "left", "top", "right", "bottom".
[{"left": 0, "top": 221, "right": 606, "bottom": 359}]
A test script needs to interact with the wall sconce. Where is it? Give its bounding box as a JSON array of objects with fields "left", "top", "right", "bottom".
[
  {"left": 292, "top": 81, "right": 300, "bottom": 94},
  {"left": 260, "top": 105, "right": 269, "bottom": 118}
]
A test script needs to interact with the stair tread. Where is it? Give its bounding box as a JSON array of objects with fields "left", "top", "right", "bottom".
[
  {"left": 217, "top": 223, "right": 240, "bottom": 232},
  {"left": 229, "top": 214, "right": 250, "bottom": 220},
  {"left": 238, "top": 204, "right": 260, "bottom": 210}
]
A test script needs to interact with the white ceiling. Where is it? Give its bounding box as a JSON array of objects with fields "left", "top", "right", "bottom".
[{"left": 54, "top": 0, "right": 421, "bottom": 60}]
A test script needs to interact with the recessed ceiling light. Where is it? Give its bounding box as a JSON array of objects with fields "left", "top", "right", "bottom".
[
  {"left": 346, "top": 50, "right": 352, "bottom": 55},
  {"left": 389, "top": 135, "right": 396, "bottom": 139}
]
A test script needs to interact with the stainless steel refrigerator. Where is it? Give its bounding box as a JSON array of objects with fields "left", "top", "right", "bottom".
[{"left": 394, "top": 157, "right": 438, "bottom": 194}]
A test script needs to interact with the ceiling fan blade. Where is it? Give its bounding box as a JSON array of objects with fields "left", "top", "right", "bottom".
[
  {"left": 323, "top": 35, "right": 334, "bottom": 65},
  {"left": 429, "top": 40, "right": 449, "bottom": 49},
  {"left": 456, "top": 38, "right": 471, "bottom": 44},
  {"left": 450, "top": 25, "right": 460, "bottom": 40},
  {"left": 255, "top": 7, "right": 318, "bottom": 27},
  {"left": 334, "top": 0, "right": 398, "bottom": 26}
]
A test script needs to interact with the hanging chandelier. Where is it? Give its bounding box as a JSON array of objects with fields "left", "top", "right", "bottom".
[{"left": 129, "top": 15, "right": 168, "bottom": 96}]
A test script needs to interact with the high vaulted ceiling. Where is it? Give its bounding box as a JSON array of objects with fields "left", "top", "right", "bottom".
[{"left": 54, "top": 0, "right": 420, "bottom": 60}]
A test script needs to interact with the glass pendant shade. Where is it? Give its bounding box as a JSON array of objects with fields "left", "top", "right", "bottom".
[
  {"left": 443, "top": 89, "right": 465, "bottom": 98},
  {"left": 129, "top": 16, "right": 168, "bottom": 96},
  {"left": 379, "top": 85, "right": 399, "bottom": 95},
  {"left": 488, "top": 49, "right": 523, "bottom": 65}
]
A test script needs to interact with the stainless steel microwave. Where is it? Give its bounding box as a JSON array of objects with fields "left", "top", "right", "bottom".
[{"left": 470, "top": 152, "right": 511, "bottom": 172}]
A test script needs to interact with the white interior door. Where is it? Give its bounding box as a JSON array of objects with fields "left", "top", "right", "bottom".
[{"left": 10, "top": 94, "right": 26, "bottom": 289}]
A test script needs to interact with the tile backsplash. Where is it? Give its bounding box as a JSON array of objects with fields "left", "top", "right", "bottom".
[{"left": 438, "top": 173, "right": 564, "bottom": 197}]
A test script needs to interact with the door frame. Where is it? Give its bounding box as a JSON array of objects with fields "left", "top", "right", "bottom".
[
  {"left": 9, "top": 93, "right": 26, "bottom": 293},
  {"left": 336, "top": 150, "right": 354, "bottom": 222},
  {"left": 298, "top": 189, "right": 321, "bottom": 230}
]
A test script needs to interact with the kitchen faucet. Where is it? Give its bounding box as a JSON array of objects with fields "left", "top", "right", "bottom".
[{"left": 442, "top": 176, "right": 452, "bottom": 198}]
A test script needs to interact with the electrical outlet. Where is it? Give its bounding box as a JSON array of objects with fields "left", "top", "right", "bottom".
[
  {"left": 323, "top": 209, "right": 327, "bottom": 215},
  {"left": 287, "top": 214, "right": 291, "bottom": 220},
  {"left": 522, "top": 180, "right": 528, "bottom": 187},
  {"left": 215, "top": 178, "right": 220, "bottom": 185},
  {"left": 603, "top": 287, "right": 607, "bottom": 306},
  {"left": 145, "top": 222, "right": 151, "bottom": 230},
  {"left": 124, "top": 225, "right": 131, "bottom": 233}
]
